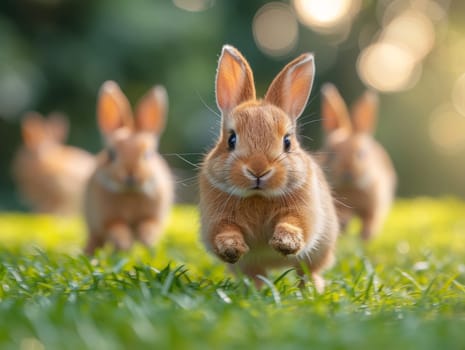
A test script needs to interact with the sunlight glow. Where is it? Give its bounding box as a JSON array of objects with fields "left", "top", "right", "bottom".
[
  {"left": 381, "top": 10, "right": 435, "bottom": 61},
  {"left": 253, "top": 3, "right": 298, "bottom": 57},
  {"left": 381, "top": 0, "right": 447, "bottom": 25},
  {"left": 357, "top": 6, "right": 436, "bottom": 93},
  {"left": 357, "top": 42, "right": 419, "bottom": 92},
  {"left": 293, "top": 0, "right": 357, "bottom": 33}
]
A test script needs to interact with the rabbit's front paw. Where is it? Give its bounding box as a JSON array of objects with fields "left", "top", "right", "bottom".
[
  {"left": 214, "top": 232, "right": 249, "bottom": 264},
  {"left": 269, "top": 223, "right": 304, "bottom": 256}
]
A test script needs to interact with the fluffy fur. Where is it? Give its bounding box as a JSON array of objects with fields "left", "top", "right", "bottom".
[
  {"left": 12, "top": 112, "right": 95, "bottom": 215},
  {"left": 199, "top": 45, "right": 339, "bottom": 292},
  {"left": 319, "top": 83, "right": 396, "bottom": 240},
  {"left": 84, "top": 81, "right": 174, "bottom": 254}
]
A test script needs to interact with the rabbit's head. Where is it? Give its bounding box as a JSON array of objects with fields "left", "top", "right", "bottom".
[
  {"left": 20, "top": 112, "right": 69, "bottom": 152},
  {"left": 95, "top": 81, "right": 168, "bottom": 193},
  {"left": 320, "top": 83, "right": 380, "bottom": 189},
  {"left": 203, "top": 45, "right": 315, "bottom": 198}
]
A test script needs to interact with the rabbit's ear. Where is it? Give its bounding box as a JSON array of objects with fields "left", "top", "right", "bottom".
[
  {"left": 21, "top": 112, "right": 47, "bottom": 150},
  {"left": 47, "top": 112, "right": 69, "bottom": 143},
  {"left": 265, "top": 53, "right": 315, "bottom": 121},
  {"left": 97, "top": 81, "right": 133, "bottom": 134},
  {"left": 351, "top": 90, "right": 378, "bottom": 134},
  {"left": 321, "top": 83, "right": 352, "bottom": 134},
  {"left": 135, "top": 85, "right": 168, "bottom": 135},
  {"left": 216, "top": 45, "right": 256, "bottom": 114}
]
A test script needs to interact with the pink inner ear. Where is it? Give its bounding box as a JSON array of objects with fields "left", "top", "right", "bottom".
[
  {"left": 135, "top": 86, "right": 167, "bottom": 134},
  {"left": 217, "top": 70, "right": 243, "bottom": 112},
  {"left": 21, "top": 113, "right": 47, "bottom": 149},
  {"left": 322, "top": 107, "right": 338, "bottom": 132},
  {"left": 216, "top": 46, "right": 255, "bottom": 113},
  {"left": 351, "top": 91, "right": 378, "bottom": 134},
  {"left": 288, "top": 58, "right": 315, "bottom": 119},
  {"left": 288, "top": 71, "right": 311, "bottom": 117},
  {"left": 264, "top": 53, "right": 314, "bottom": 121},
  {"left": 98, "top": 95, "right": 124, "bottom": 133},
  {"left": 97, "top": 81, "right": 134, "bottom": 134},
  {"left": 321, "top": 84, "right": 352, "bottom": 134},
  {"left": 136, "top": 101, "right": 164, "bottom": 134}
]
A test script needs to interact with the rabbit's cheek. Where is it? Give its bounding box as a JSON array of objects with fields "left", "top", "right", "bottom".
[
  {"left": 96, "top": 171, "right": 123, "bottom": 192},
  {"left": 355, "top": 173, "right": 372, "bottom": 190},
  {"left": 207, "top": 156, "right": 231, "bottom": 183},
  {"left": 141, "top": 178, "right": 157, "bottom": 194},
  {"left": 230, "top": 163, "right": 252, "bottom": 189},
  {"left": 265, "top": 169, "right": 286, "bottom": 190},
  {"left": 138, "top": 163, "right": 154, "bottom": 181}
]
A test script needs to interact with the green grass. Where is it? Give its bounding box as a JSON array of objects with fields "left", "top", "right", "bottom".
[{"left": 0, "top": 198, "right": 465, "bottom": 349}]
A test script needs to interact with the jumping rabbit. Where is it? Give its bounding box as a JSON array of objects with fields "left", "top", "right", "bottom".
[
  {"left": 12, "top": 112, "right": 95, "bottom": 215},
  {"left": 319, "top": 83, "right": 396, "bottom": 240},
  {"left": 199, "top": 45, "right": 339, "bottom": 292},
  {"left": 84, "top": 81, "right": 174, "bottom": 254}
]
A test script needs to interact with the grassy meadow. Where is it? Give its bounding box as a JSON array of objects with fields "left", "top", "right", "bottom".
[{"left": 0, "top": 198, "right": 464, "bottom": 349}]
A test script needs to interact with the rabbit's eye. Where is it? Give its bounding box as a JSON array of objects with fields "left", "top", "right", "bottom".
[
  {"left": 283, "top": 134, "right": 291, "bottom": 152},
  {"left": 228, "top": 131, "right": 236, "bottom": 151},
  {"left": 108, "top": 148, "right": 116, "bottom": 162}
]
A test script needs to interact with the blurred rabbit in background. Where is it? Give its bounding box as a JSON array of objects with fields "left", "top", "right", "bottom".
[
  {"left": 84, "top": 81, "right": 174, "bottom": 254},
  {"left": 12, "top": 112, "right": 95, "bottom": 215},
  {"left": 319, "top": 84, "right": 396, "bottom": 240}
]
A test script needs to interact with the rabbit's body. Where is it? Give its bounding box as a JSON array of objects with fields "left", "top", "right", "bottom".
[
  {"left": 320, "top": 84, "right": 396, "bottom": 239},
  {"left": 84, "top": 82, "right": 174, "bottom": 254},
  {"left": 85, "top": 149, "right": 172, "bottom": 242},
  {"left": 199, "top": 46, "right": 338, "bottom": 291},
  {"left": 200, "top": 151, "right": 337, "bottom": 275},
  {"left": 12, "top": 113, "right": 95, "bottom": 215},
  {"left": 333, "top": 177, "right": 395, "bottom": 239}
]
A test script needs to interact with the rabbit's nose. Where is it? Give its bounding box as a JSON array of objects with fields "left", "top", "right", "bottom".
[
  {"left": 245, "top": 168, "right": 273, "bottom": 189},
  {"left": 125, "top": 174, "right": 136, "bottom": 187},
  {"left": 342, "top": 171, "right": 353, "bottom": 182},
  {"left": 246, "top": 168, "right": 272, "bottom": 179}
]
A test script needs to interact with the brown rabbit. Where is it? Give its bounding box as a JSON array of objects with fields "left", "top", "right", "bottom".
[
  {"left": 199, "top": 45, "right": 339, "bottom": 292},
  {"left": 319, "top": 83, "right": 396, "bottom": 240},
  {"left": 12, "top": 112, "right": 95, "bottom": 215},
  {"left": 84, "top": 81, "right": 174, "bottom": 254}
]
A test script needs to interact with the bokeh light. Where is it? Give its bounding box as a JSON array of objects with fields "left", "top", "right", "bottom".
[
  {"left": 173, "top": 0, "right": 214, "bottom": 12},
  {"left": 379, "top": 0, "right": 409, "bottom": 25},
  {"left": 252, "top": 3, "right": 298, "bottom": 57},
  {"left": 380, "top": 0, "right": 448, "bottom": 25},
  {"left": 357, "top": 3, "right": 437, "bottom": 93},
  {"left": 381, "top": 10, "right": 435, "bottom": 61},
  {"left": 452, "top": 73, "right": 465, "bottom": 117},
  {"left": 357, "top": 42, "right": 420, "bottom": 92},
  {"left": 430, "top": 104, "right": 465, "bottom": 154},
  {"left": 293, "top": 0, "right": 359, "bottom": 33}
]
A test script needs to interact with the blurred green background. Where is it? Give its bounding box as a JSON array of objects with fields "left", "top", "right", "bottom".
[{"left": 1, "top": 0, "right": 465, "bottom": 209}]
